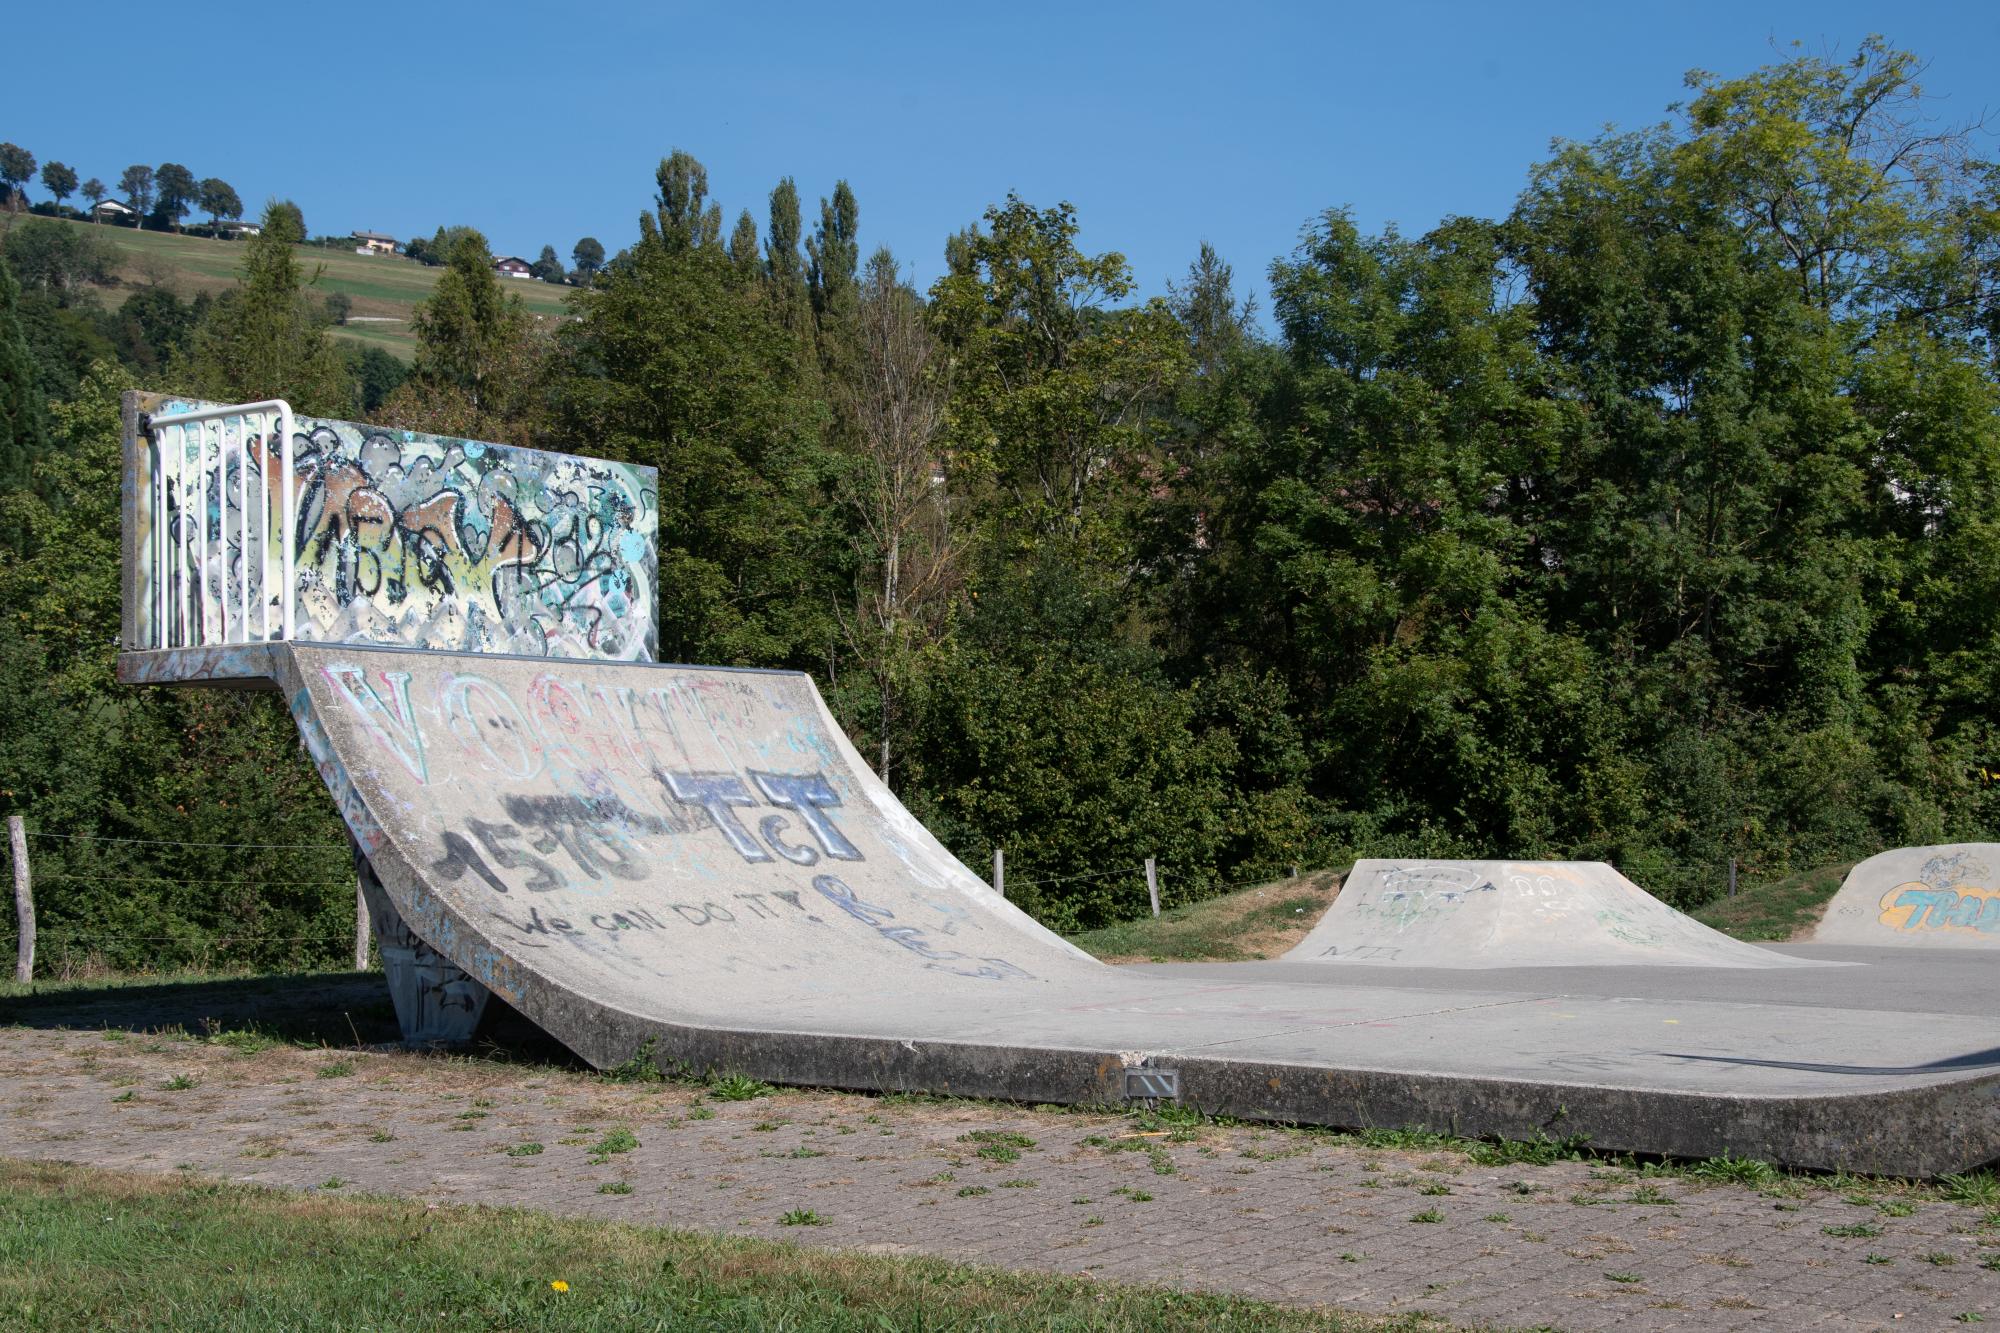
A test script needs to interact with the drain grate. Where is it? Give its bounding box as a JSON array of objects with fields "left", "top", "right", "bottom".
[{"left": 1123, "top": 1067, "right": 1180, "bottom": 1101}]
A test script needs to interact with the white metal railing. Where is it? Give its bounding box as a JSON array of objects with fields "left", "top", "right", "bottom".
[{"left": 146, "top": 400, "right": 297, "bottom": 648}]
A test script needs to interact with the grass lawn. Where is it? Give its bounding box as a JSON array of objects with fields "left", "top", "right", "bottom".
[
  {"left": 1690, "top": 862, "right": 1853, "bottom": 941},
  {"left": 0, "top": 1160, "right": 1416, "bottom": 1332},
  {"left": 37, "top": 216, "right": 575, "bottom": 361},
  {"left": 1068, "top": 870, "right": 1343, "bottom": 962}
]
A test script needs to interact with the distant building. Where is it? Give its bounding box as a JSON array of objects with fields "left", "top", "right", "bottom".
[
  {"left": 92, "top": 199, "right": 136, "bottom": 220},
  {"left": 493, "top": 255, "right": 534, "bottom": 279},
  {"left": 220, "top": 221, "right": 261, "bottom": 238},
  {"left": 352, "top": 230, "right": 398, "bottom": 256}
]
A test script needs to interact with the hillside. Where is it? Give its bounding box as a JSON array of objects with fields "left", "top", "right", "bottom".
[{"left": 41, "top": 216, "right": 575, "bottom": 360}]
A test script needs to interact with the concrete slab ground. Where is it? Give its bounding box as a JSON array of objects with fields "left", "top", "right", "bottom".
[{"left": 114, "top": 642, "right": 2000, "bottom": 1177}]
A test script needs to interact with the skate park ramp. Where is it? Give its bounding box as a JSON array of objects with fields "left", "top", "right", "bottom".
[
  {"left": 111, "top": 395, "right": 1998, "bottom": 1176},
  {"left": 1282, "top": 859, "right": 1825, "bottom": 968},
  {"left": 1813, "top": 845, "right": 2000, "bottom": 947}
]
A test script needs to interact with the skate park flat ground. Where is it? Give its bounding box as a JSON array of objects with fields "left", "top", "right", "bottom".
[{"left": 1131, "top": 943, "right": 1994, "bottom": 1017}]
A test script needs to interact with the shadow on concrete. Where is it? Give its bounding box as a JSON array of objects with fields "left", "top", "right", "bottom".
[
  {"left": 1661, "top": 1047, "right": 2000, "bottom": 1077},
  {"left": 0, "top": 972, "right": 579, "bottom": 1070}
]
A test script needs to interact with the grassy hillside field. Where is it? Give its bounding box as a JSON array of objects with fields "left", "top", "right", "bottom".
[{"left": 42, "top": 216, "right": 576, "bottom": 360}]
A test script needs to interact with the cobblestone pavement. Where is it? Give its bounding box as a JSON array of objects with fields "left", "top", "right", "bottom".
[{"left": 2, "top": 1024, "right": 1995, "bottom": 1332}]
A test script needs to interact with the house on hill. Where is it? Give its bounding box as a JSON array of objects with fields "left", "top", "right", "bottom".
[
  {"left": 92, "top": 199, "right": 137, "bottom": 222},
  {"left": 220, "top": 220, "right": 261, "bottom": 239},
  {"left": 493, "top": 255, "right": 534, "bottom": 279},
  {"left": 352, "top": 230, "right": 398, "bottom": 255}
]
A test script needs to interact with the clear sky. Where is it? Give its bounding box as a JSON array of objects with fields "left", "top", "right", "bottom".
[{"left": 8, "top": 2, "right": 1997, "bottom": 316}]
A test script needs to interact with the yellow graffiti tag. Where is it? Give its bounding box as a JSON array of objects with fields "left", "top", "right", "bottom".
[{"left": 1876, "top": 881, "right": 2000, "bottom": 935}]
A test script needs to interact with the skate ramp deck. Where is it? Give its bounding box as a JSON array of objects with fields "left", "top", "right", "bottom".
[
  {"left": 1283, "top": 859, "right": 1825, "bottom": 969},
  {"left": 1814, "top": 845, "right": 2000, "bottom": 948},
  {"left": 113, "top": 642, "right": 2000, "bottom": 1176}
]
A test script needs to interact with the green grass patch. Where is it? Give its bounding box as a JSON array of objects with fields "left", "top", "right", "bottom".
[
  {"left": 1066, "top": 871, "right": 1342, "bottom": 961},
  {"left": 1690, "top": 862, "right": 1853, "bottom": 941},
  {"left": 0, "top": 1161, "right": 1416, "bottom": 1329}
]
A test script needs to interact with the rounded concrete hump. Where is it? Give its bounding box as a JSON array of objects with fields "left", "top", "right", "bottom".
[
  {"left": 1812, "top": 844, "right": 2000, "bottom": 947},
  {"left": 1283, "top": 858, "right": 1819, "bottom": 968}
]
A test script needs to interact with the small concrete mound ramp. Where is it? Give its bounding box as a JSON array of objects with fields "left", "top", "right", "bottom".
[
  {"left": 1814, "top": 845, "right": 2000, "bottom": 948},
  {"left": 1285, "top": 859, "right": 1820, "bottom": 968}
]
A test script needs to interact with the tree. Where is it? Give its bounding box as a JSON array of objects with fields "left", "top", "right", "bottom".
[
  {"left": 530, "top": 244, "right": 564, "bottom": 282},
  {"left": 807, "top": 181, "right": 860, "bottom": 327},
  {"left": 153, "top": 163, "right": 196, "bottom": 233},
  {"left": 3, "top": 219, "right": 117, "bottom": 304},
  {"left": 0, "top": 144, "right": 34, "bottom": 213},
  {"left": 654, "top": 149, "right": 722, "bottom": 251},
  {"left": 407, "top": 229, "right": 529, "bottom": 415},
  {"left": 39, "top": 162, "right": 77, "bottom": 214},
  {"left": 80, "top": 178, "right": 106, "bottom": 219},
  {"left": 839, "top": 249, "right": 959, "bottom": 783},
  {"left": 182, "top": 199, "right": 350, "bottom": 414},
  {"left": 571, "top": 236, "right": 604, "bottom": 282},
  {"left": 727, "top": 210, "right": 760, "bottom": 283},
  {"left": 0, "top": 254, "right": 46, "bottom": 487},
  {"left": 267, "top": 199, "right": 305, "bottom": 241},
  {"left": 118, "top": 164, "right": 154, "bottom": 218},
  {"left": 198, "top": 178, "right": 242, "bottom": 234}
]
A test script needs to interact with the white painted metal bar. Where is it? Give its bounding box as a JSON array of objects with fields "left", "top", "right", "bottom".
[{"left": 145, "top": 400, "right": 297, "bottom": 649}]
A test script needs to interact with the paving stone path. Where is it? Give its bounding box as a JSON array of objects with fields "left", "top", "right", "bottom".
[{"left": 2, "top": 1025, "right": 1995, "bottom": 1331}]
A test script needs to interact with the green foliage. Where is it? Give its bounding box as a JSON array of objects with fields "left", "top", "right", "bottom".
[
  {"left": 0, "top": 254, "right": 44, "bottom": 488},
  {"left": 4, "top": 218, "right": 118, "bottom": 303},
  {"left": 407, "top": 228, "right": 527, "bottom": 412}
]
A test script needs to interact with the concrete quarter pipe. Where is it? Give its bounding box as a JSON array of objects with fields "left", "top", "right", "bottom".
[{"left": 113, "top": 395, "right": 2000, "bottom": 1176}]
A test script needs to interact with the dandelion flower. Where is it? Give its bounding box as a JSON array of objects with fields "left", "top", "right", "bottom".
[{"left": 550, "top": 1280, "right": 569, "bottom": 1293}]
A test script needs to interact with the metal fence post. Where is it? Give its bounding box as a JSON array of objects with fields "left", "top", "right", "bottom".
[
  {"left": 9, "top": 816, "right": 33, "bottom": 983},
  {"left": 993, "top": 848, "right": 1005, "bottom": 899},
  {"left": 1146, "top": 857, "right": 1159, "bottom": 918}
]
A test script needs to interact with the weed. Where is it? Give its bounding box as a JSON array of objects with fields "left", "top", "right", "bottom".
[
  {"left": 1339, "top": 1253, "right": 1361, "bottom": 1263},
  {"left": 1000, "top": 1180, "right": 1037, "bottom": 1189},
  {"left": 316, "top": 1061, "right": 354, "bottom": 1079},
  {"left": 1628, "top": 1185, "right": 1675, "bottom": 1205},
  {"left": 959, "top": 1130, "right": 1035, "bottom": 1149},
  {"left": 598, "top": 1182, "right": 633, "bottom": 1195},
  {"left": 1924, "top": 1252, "right": 1959, "bottom": 1266},
  {"left": 368, "top": 1131, "right": 394, "bottom": 1143},
  {"left": 787, "top": 1147, "right": 824, "bottom": 1159},
  {"left": 602, "top": 1038, "right": 668, "bottom": 1084},
  {"left": 1688, "top": 1152, "right": 1777, "bottom": 1186},
  {"left": 1083, "top": 1216, "right": 1103, "bottom": 1227},
  {"left": 956, "top": 1186, "right": 989, "bottom": 1197},
  {"left": 1877, "top": 1200, "right": 1916, "bottom": 1217},
  {"left": 1483, "top": 1213, "right": 1510, "bottom": 1223},
  {"left": 585, "top": 1128, "right": 638, "bottom": 1165},
  {"left": 1864, "top": 1254, "right": 1892, "bottom": 1265},
  {"left": 777, "top": 1209, "right": 825, "bottom": 1227},
  {"left": 1409, "top": 1209, "right": 1444, "bottom": 1224},
  {"left": 1983, "top": 1254, "right": 2000, "bottom": 1272},
  {"left": 319, "top": 1178, "right": 344, "bottom": 1190},
  {"left": 1604, "top": 1271, "right": 1641, "bottom": 1284},
  {"left": 111, "top": 1091, "right": 134, "bottom": 1104},
  {"left": 975, "top": 1144, "right": 1021, "bottom": 1164},
  {"left": 1941, "top": 1173, "right": 2000, "bottom": 1208},
  {"left": 162, "top": 1074, "right": 198, "bottom": 1092},
  {"left": 1417, "top": 1183, "right": 1451, "bottom": 1196},
  {"left": 707, "top": 1073, "right": 775, "bottom": 1102},
  {"left": 686, "top": 1106, "right": 715, "bottom": 1121},
  {"left": 506, "top": 1143, "right": 544, "bottom": 1158},
  {"left": 1822, "top": 1223, "right": 1881, "bottom": 1238},
  {"left": 456, "top": 1110, "right": 487, "bottom": 1121}
]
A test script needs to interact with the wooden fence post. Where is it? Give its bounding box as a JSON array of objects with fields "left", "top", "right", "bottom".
[
  {"left": 993, "top": 848, "right": 1005, "bottom": 899},
  {"left": 1145, "top": 857, "right": 1160, "bottom": 918},
  {"left": 10, "top": 816, "right": 33, "bottom": 984},
  {"left": 1728, "top": 857, "right": 1738, "bottom": 899}
]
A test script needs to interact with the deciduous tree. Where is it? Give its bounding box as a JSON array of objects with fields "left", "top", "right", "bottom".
[
  {"left": 199, "top": 178, "right": 241, "bottom": 234},
  {"left": 118, "top": 164, "right": 153, "bottom": 218},
  {"left": 153, "top": 162, "right": 196, "bottom": 233},
  {"left": 39, "top": 162, "right": 76, "bottom": 213},
  {"left": 0, "top": 143, "right": 35, "bottom": 212}
]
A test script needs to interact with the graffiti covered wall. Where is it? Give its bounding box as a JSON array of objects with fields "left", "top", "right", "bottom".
[{"left": 125, "top": 394, "right": 658, "bottom": 661}]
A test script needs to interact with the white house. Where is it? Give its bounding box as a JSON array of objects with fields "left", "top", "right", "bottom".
[
  {"left": 492, "top": 255, "right": 534, "bottom": 279},
  {"left": 352, "top": 230, "right": 398, "bottom": 256},
  {"left": 92, "top": 199, "right": 136, "bottom": 220}
]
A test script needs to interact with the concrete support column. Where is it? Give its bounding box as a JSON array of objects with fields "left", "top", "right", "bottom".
[{"left": 351, "top": 840, "right": 490, "bottom": 1046}]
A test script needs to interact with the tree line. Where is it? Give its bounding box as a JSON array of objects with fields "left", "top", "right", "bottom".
[{"left": 0, "top": 39, "right": 1995, "bottom": 971}]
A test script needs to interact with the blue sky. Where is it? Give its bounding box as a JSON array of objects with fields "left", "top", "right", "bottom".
[{"left": 9, "top": 2, "right": 1997, "bottom": 316}]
